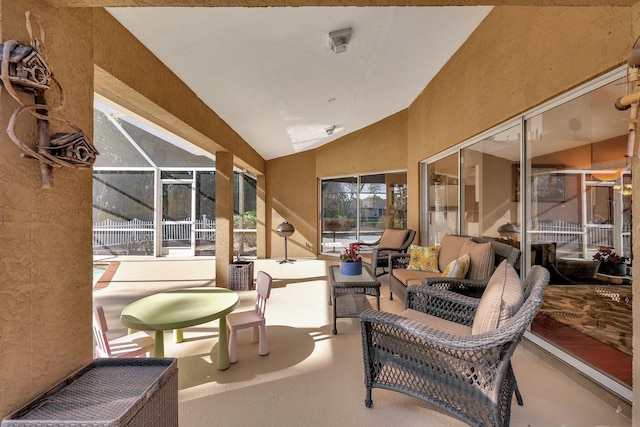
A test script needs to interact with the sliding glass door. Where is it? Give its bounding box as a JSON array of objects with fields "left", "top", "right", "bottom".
[
  {"left": 426, "top": 154, "right": 459, "bottom": 246},
  {"left": 421, "top": 70, "right": 632, "bottom": 398},
  {"left": 320, "top": 172, "right": 407, "bottom": 254}
]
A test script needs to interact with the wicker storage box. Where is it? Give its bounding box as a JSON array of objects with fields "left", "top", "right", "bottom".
[
  {"left": 229, "top": 261, "right": 254, "bottom": 290},
  {"left": 2, "top": 358, "right": 178, "bottom": 427}
]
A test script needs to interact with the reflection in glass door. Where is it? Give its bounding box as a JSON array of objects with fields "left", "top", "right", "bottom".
[
  {"left": 359, "top": 174, "right": 387, "bottom": 244},
  {"left": 524, "top": 76, "right": 633, "bottom": 396},
  {"left": 196, "top": 171, "right": 216, "bottom": 256},
  {"left": 321, "top": 177, "right": 357, "bottom": 253},
  {"left": 162, "top": 171, "right": 194, "bottom": 256},
  {"left": 426, "top": 154, "right": 459, "bottom": 246}
]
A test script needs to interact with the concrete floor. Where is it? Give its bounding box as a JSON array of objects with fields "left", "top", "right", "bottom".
[{"left": 93, "top": 257, "right": 632, "bottom": 427}]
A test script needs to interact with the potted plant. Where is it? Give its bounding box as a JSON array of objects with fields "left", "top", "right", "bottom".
[
  {"left": 340, "top": 244, "right": 363, "bottom": 276},
  {"left": 593, "top": 246, "right": 629, "bottom": 276}
]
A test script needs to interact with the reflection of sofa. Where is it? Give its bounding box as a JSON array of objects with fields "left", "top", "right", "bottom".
[
  {"left": 388, "top": 234, "right": 521, "bottom": 302},
  {"left": 531, "top": 242, "right": 600, "bottom": 284}
]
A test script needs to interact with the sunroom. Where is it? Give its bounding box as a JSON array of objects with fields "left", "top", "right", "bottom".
[{"left": 2, "top": 1, "right": 638, "bottom": 425}]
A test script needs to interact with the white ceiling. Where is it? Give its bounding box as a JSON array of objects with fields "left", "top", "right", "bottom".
[{"left": 107, "top": 7, "right": 492, "bottom": 160}]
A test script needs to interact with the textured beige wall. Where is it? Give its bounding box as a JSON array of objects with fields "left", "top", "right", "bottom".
[
  {"left": 215, "top": 152, "right": 234, "bottom": 287},
  {"left": 0, "top": 0, "right": 94, "bottom": 416},
  {"left": 316, "top": 110, "right": 408, "bottom": 178},
  {"left": 406, "top": 5, "right": 631, "bottom": 234},
  {"left": 265, "top": 111, "right": 408, "bottom": 259},
  {"left": 266, "top": 150, "right": 317, "bottom": 259}
]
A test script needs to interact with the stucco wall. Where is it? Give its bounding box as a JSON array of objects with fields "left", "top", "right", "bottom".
[
  {"left": 266, "top": 110, "right": 408, "bottom": 259},
  {"left": 316, "top": 110, "right": 408, "bottom": 178},
  {"left": 266, "top": 150, "right": 317, "bottom": 259},
  {"left": 0, "top": 0, "right": 94, "bottom": 416},
  {"left": 406, "top": 6, "right": 631, "bottom": 234}
]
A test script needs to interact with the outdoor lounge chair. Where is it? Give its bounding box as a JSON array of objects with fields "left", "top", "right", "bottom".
[
  {"left": 352, "top": 228, "right": 416, "bottom": 277},
  {"left": 360, "top": 263, "right": 549, "bottom": 427}
]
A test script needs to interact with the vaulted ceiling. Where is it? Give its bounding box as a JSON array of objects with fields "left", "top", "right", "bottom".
[{"left": 44, "top": 0, "right": 635, "bottom": 160}]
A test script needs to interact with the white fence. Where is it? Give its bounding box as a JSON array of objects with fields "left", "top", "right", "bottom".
[
  {"left": 528, "top": 220, "right": 631, "bottom": 256},
  {"left": 93, "top": 218, "right": 216, "bottom": 248}
]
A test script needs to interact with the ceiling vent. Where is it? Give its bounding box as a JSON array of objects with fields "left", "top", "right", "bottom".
[{"left": 328, "top": 28, "right": 351, "bottom": 54}]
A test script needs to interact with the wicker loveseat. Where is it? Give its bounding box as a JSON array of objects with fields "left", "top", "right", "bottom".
[
  {"left": 360, "top": 263, "right": 550, "bottom": 427},
  {"left": 388, "top": 234, "right": 521, "bottom": 302}
]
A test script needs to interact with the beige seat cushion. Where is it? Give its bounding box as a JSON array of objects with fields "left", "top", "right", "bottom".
[
  {"left": 393, "top": 268, "right": 441, "bottom": 287},
  {"left": 472, "top": 260, "right": 524, "bottom": 335},
  {"left": 400, "top": 308, "right": 472, "bottom": 336},
  {"left": 378, "top": 229, "right": 409, "bottom": 248},
  {"left": 460, "top": 240, "right": 495, "bottom": 280},
  {"left": 438, "top": 234, "right": 471, "bottom": 272},
  {"left": 360, "top": 253, "right": 374, "bottom": 266}
]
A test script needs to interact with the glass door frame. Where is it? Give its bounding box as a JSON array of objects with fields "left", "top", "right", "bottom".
[
  {"left": 319, "top": 170, "right": 407, "bottom": 256},
  {"left": 418, "top": 66, "right": 632, "bottom": 402},
  {"left": 160, "top": 170, "right": 196, "bottom": 256}
]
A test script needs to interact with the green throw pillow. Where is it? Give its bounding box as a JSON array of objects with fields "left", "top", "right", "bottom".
[
  {"left": 441, "top": 253, "right": 471, "bottom": 278},
  {"left": 407, "top": 245, "right": 440, "bottom": 272}
]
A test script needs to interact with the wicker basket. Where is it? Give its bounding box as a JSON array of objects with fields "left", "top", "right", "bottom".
[
  {"left": 2, "top": 358, "right": 178, "bottom": 427},
  {"left": 229, "top": 261, "right": 254, "bottom": 291}
]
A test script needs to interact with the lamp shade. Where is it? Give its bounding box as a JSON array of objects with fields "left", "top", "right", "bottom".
[
  {"left": 591, "top": 169, "right": 623, "bottom": 182},
  {"left": 276, "top": 221, "right": 295, "bottom": 238}
]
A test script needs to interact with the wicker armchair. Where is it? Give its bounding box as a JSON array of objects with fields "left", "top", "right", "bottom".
[
  {"left": 388, "top": 236, "right": 521, "bottom": 301},
  {"left": 353, "top": 228, "right": 416, "bottom": 277},
  {"left": 360, "top": 265, "right": 549, "bottom": 427}
]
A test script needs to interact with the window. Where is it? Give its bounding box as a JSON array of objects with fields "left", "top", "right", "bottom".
[
  {"left": 320, "top": 172, "right": 407, "bottom": 253},
  {"left": 461, "top": 125, "right": 520, "bottom": 241},
  {"left": 426, "top": 153, "right": 459, "bottom": 246}
]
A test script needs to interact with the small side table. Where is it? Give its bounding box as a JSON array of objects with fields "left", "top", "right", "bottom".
[{"left": 328, "top": 264, "right": 380, "bottom": 334}]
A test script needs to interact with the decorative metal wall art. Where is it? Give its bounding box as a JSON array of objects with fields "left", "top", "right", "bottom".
[{"left": 1, "top": 12, "right": 97, "bottom": 188}]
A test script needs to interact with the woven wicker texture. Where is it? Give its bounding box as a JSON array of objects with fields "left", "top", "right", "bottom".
[
  {"left": 330, "top": 265, "right": 381, "bottom": 299},
  {"left": 389, "top": 235, "right": 521, "bottom": 302},
  {"left": 355, "top": 229, "right": 416, "bottom": 277},
  {"left": 229, "top": 261, "right": 254, "bottom": 291},
  {"left": 2, "top": 358, "right": 178, "bottom": 427},
  {"left": 360, "top": 265, "right": 549, "bottom": 427}
]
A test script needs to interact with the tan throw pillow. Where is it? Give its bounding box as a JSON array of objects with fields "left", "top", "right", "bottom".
[
  {"left": 441, "top": 253, "right": 470, "bottom": 278},
  {"left": 472, "top": 260, "right": 524, "bottom": 335},
  {"left": 460, "top": 240, "right": 495, "bottom": 280},
  {"left": 438, "top": 234, "right": 471, "bottom": 272},
  {"left": 407, "top": 245, "right": 440, "bottom": 272},
  {"left": 378, "top": 229, "right": 409, "bottom": 248}
]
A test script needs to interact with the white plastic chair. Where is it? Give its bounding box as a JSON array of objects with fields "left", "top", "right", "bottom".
[
  {"left": 92, "top": 300, "right": 154, "bottom": 358},
  {"left": 227, "top": 271, "right": 273, "bottom": 363}
]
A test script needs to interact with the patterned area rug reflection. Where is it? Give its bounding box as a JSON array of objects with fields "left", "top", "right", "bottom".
[{"left": 539, "top": 285, "right": 632, "bottom": 356}]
